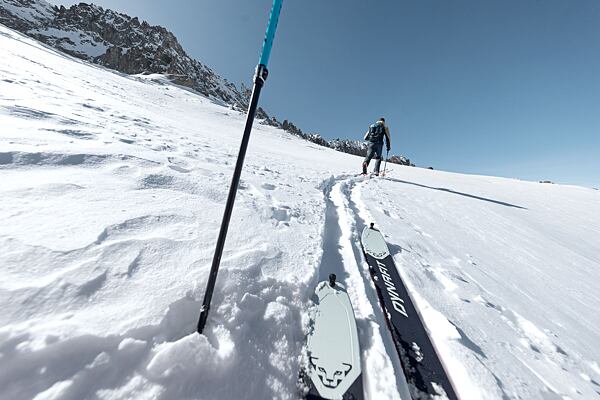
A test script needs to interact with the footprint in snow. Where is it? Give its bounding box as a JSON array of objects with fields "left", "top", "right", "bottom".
[
  {"left": 466, "top": 254, "right": 478, "bottom": 266},
  {"left": 412, "top": 224, "right": 433, "bottom": 238},
  {"left": 77, "top": 270, "right": 108, "bottom": 297},
  {"left": 41, "top": 128, "right": 96, "bottom": 140},
  {"left": 112, "top": 164, "right": 139, "bottom": 176},
  {"left": 167, "top": 157, "right": 191, "bottom": 173},
  {"left": 118, "top": 137, "right": 135, "bottom": 144},
  {"left": 151, "top": 143, "right": 177, "bottom": 152},
  {"left": 450, "top": 272, "right": 469, "bottom": 284},
  {"left": 263, "top": 205, "right": 293, "bottom": 226},
  {"left": 94, "top": 214, "right": 194, "bottom": 244},
  {"left": 140, "top": 174, "right": 174, "bottom": 189},
  {"left": 428, "top": 267, "right": 459, "bottom": 292},
  {"left": 382, "top": 209, "right": 400, "bottom": 219},
  {"left": 81, "top": 103, "right": 105, "bottom": 112},
  {"left": 168, "top": 165, "right": 191, "bottom": 173}
]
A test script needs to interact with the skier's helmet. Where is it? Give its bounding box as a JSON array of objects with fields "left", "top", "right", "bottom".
[{"left": 379, "top": 117, "right": 385, "bottom": 123}]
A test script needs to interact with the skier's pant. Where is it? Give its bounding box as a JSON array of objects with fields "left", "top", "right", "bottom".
[{"left": 363, "top": 142, "right": 383, "bottom": 174}]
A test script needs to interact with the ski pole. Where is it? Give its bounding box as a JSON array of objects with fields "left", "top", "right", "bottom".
[
  {"left": 197, "top": 0, "right": 284, "bottom": 334},
  {"left": 382, "top": 149, "right": 389, "bottom": 176}
]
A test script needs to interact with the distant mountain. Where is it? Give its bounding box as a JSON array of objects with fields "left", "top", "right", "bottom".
[{"left": 0, "top": 0, "right": 413, "bottom": 166}]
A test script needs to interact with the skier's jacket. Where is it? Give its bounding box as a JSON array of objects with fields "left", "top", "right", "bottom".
[{"left": 364, "top": 121, "right": 391, "bottom": 148}]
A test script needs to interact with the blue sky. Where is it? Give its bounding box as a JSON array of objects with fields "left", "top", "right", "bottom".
[{"left": 49, "top": 0, "right": 600, "bottom": 187}]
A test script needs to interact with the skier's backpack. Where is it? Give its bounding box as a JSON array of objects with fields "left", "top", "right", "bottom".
[{"left": 368, "top": 122, "right": 385, "bottom": 143}]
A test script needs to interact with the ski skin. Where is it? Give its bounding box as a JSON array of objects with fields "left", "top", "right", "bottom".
[
  {"left": 358, "top": 173, "right": 380, "bottom": 179},
  {"left": 358, "top": 169, "right": 391, "bottom": 179},
  {"left": 361, "top": 226, "right": 459, "bottom": 400}
]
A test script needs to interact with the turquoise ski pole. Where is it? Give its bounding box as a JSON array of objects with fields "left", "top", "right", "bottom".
[{"left": 198, "top": 0, "right": 284, "bottom": 334}]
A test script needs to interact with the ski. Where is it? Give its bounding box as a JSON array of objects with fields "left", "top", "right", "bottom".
[
  {"left": 300, "top": 274, "right": 364, "bottom": 400},
  {"left": 360, "top": 224, "right": 459, "bottom": 400},
  {"left": 357, "top": 172, "right": 381, "bottom": 179}
]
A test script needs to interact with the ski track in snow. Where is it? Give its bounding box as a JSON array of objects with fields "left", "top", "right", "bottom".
[
  {"left": 2, "top": 24, "right": 600, "bottom": 400},
  {"left": 312, "top": 176, "right": 409, "bottom": 400}
]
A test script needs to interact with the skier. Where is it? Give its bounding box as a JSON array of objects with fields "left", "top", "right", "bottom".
[{"left": 362, "top": 117, "right": 391, "bottom": 175}]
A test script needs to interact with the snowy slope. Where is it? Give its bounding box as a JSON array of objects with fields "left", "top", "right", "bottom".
[
  {"left": 1, "top": 25, "right": 600, "bottom": 400},
  {"left": 0, "top": 0, "right": 255, "bottom": 112}
]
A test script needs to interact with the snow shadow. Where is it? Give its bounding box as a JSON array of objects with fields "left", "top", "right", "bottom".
[
  {"left": 385, "top": 178, "right": 527, "bottom": 209},
  {"left": 317, "top": 180, "right": 351, "bottom": 284}
]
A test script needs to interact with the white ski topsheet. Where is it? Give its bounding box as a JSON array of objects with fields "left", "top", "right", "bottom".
[
  {"left": 361, "top": 226, "right": 391, "bottom": 259},
  {"left": 1, "top": 24, "right": 600, "bottom": 400},
  {"left": 306, "top": 281, "right": 361, "bottom": 399}
]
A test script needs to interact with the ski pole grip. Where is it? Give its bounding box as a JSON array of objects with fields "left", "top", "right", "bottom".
[{"left": 259, "top": 0, "right": 283, "bottom": 67}]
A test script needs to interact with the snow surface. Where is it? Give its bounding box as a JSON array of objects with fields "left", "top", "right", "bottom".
[{"left": 1, "top": 24, "right": 600, "bottom": 400}]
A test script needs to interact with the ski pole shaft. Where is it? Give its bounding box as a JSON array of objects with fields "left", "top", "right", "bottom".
[
  {"left": 197, "top": 0, "right": 283, "bottom": 335},
  {"left": 197, "top": 69, "right": 265, "bottom": 334},
  {"left": 383, "top": 149, "right": 388, "bottom": 176}
]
